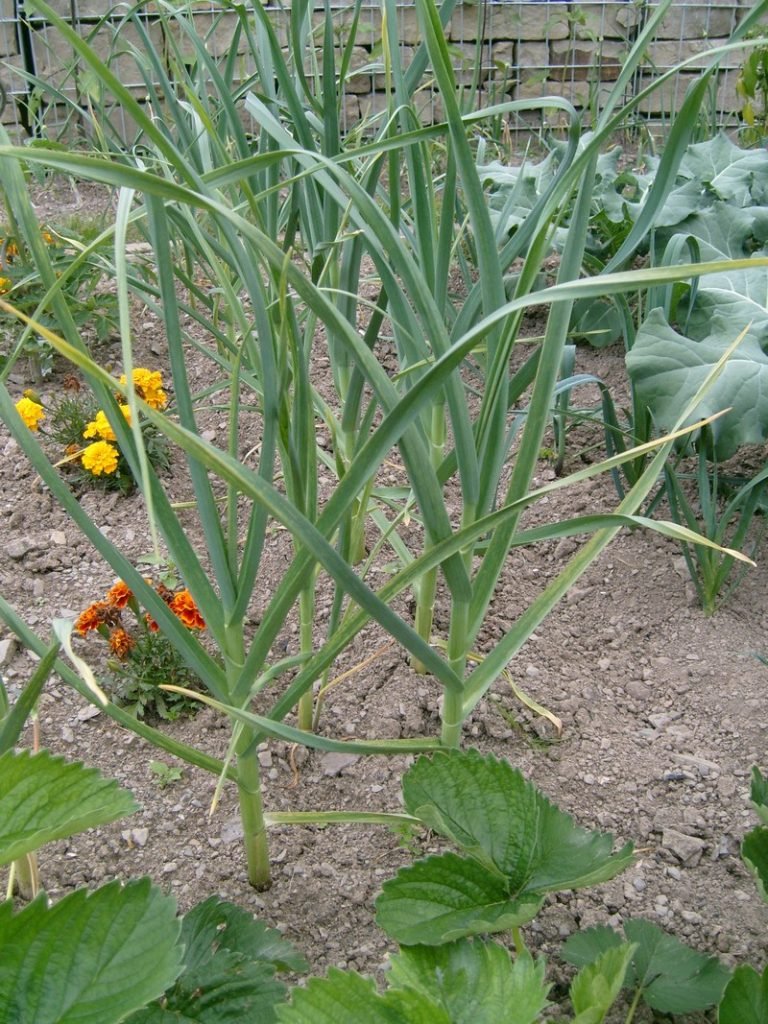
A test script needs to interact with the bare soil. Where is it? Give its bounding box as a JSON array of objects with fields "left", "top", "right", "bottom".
[{"left": 1, "top": 180, "right": 767, "bottom": 1016}]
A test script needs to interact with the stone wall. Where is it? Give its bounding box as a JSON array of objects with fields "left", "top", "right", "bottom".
[{"left": 0, "top": 0, "right": 760, "bottom": 139}]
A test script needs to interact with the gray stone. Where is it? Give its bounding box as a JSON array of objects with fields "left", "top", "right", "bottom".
[
  {"left": 220, "top": 818, "right": 244, "bottom": 844},
  {"left": 0, "top": 636, "right": 17, "bottom": 666},
  {"left": 321, "top": 752, "right": 360, "bottom": 776},
  {"left": 131, "top": 828, "right": 149, "bottom": 847},
  {"left": 76, "top": 705, "right": 102, "bottom": 722},
  {"left": 5, "top": 537, "right": 35, "bottom": 559},
  {"left": 662, "top": 828, "right": 707, "bottom": 867},
  {"left": 626, "top": 680, "right": 651, "bottom": 701}
]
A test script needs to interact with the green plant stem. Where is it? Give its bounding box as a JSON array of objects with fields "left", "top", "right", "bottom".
[
  {"left": 511, "top": 926, "right": 526, "bottom": 957},
  {"left": 297, "top": 586, "right": 315, "bottom": 731},
  {"left": 235, "top": 731, "right": 270, "bottom": 890},
  {"left": 624, "top": 984, "right": 644, "bottom": 1024},
  {"left": 413, "top": 399, "right": 446, "bottom": 674}
]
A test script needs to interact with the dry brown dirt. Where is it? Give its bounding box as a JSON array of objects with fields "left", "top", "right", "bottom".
[{"left": 1, "top": 180, "right": 767, "bottom": 1012}]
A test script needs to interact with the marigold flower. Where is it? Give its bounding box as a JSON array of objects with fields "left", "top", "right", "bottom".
[
  {"left": 0, "top": 276, "right": 11, "bottom": 293},
  {"left": 170, "top": 589, "right": 206, "bottom": 630},
  {"left": 120, "top": 368, "right": 167, "bottom": 410},
  {"left": 83, "top": 406, "right": 131, "bottom": 442},
  {"left": 108, "top": 627, "right": 135, "bottom": 659},
  {"left": 15, "top": 396, "right": 45, "bottom": 431},
  {"left": 145, "top": 613, "right": 160, "bottom": 633},
  {"left": 41, "top": 230, "right": 54, "bottom": 246},
  {"left": 75, "top": 601, "right": 110, "bottom": 635},
  {"left": 81, "top": 440, "right": 119, "bottom": 476},
  {"left": 106, "top": 580, "right": 133, "bottom": 608}
]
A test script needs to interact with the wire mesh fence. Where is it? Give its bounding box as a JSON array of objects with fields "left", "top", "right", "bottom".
[{"left": 0, "top": 0, "right": 759, "bottom": 144}]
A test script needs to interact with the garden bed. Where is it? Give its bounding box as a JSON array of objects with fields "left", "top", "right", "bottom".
[{"left": 1, "top": 178, "right": 767, "bottom": 1006}]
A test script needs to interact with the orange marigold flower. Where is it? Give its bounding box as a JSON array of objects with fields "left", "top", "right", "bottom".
[
  {"left": 108, "top": 627, "right": 135, "bottom": 659},
  {"left": 75, "top": 601, "right": 110, "bottom": 635},
  {"left": 170, "top": 589, "right": 205, "bottom": 630},
  {"left": 83, "top": 406, "right": 131, "bottom": 443},
  {"left": 15, "top": 396, "right": 45, "bottom": 431},
  {"left": 81, "top": 440, "right": 119, "bottom": 476},
  {"left": 120, "top": 368, "right": 167, "bottom": 410},
  {"left": 106, "top": 580, "right": 133, "bottom": 608},
  {"left": 145, "top": 613, "right": 160, "bottom": 633}
]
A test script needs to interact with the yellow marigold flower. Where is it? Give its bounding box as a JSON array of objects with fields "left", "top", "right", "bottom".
[
  {"left": 170, "top": 589, "right": 206, "bottom": 630},
  {"left": 119, "top": 368, "right": 167, "bottom": 410},
  {"left": 83, "top": 406, "right": 131, "bottom": 442},
  {"left": 41, "top": 230, "right": 54, "bottom": 246},
  {"left": 0, "top": 276, "right": 11, "bottom": 293},
  {"left": 15, "top": 396, "right": 45, "bottom": 431},
  {"left": 81, "top": 440, "right": 119, "bottom": 476}
]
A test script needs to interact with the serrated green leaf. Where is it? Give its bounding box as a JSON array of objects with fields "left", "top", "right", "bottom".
[
  {"left": 276, "top": 969, "right": 406, "bottom": 1023},
  {"left": 382, "top": 988, "right": 452, "bottom": 1024},
  {"left": 388, "top": 941, "right": 550, "bottom": 1024},
  {"left": 401, "top": 751, "right": 633, "bottom": 894},
  {"left": 127, "top": 897, "right": 303, "bottom": 1023},
  {"left": 562, "top": 925, "right": 624, "bottom": 970},
  {"left": 750, "top": 766, "right": 768, "bottom": 825},
  {"left": 180, "top": 896, "right": 308, "bottom": 974},
  {"left": 570, "top": 943, "right": 635, "bottom": 1024},
  {"left": 154, "top": 951, "right": 285, "bottom": 1023},
  {"left": 0, "top": 879, "right": 183, "bottom": 1024},
  {"left": 375, "top": 851, "right": 544, "bottom": 945},
  {"left": 718, "top": 964, "right": 768, "bottom": 1024},
  {"left": 624, "top": 918, "right": 731, "bottom": 1013},
  {"left": 627, "top": 308, "right": 768, "bottom": 459},
  {"left": 742, "top": 827, "right": 768, "bottom": 903},
  {"left": 0, "top": 749, "right": 140, "bottom": 865}
]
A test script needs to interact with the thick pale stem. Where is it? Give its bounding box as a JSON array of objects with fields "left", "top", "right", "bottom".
[
  {"left": 13, "top": 853, "right": 40, "bottom": 899},
  {"left": 236, "top": 735, "right": 271, "bottom": 890},
  {"left": 440, "top": 599, "right": 469, "bottom": 747},
  {"left": 297, "top": 587, "right": 315, "bottom": 731}
]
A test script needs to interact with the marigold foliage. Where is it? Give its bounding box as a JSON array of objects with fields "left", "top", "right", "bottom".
[{"left": 75, "top": 574, "right": 204, "bottom": 719}]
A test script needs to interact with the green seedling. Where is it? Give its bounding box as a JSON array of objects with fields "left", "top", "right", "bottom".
[{"left": 149, "top": 761, "right": 184, "bottom": 788}]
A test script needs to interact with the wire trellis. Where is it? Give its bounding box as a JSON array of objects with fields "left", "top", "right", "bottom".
[{"left": 0, "top": 1, "right": 756, "bottom": 144}]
